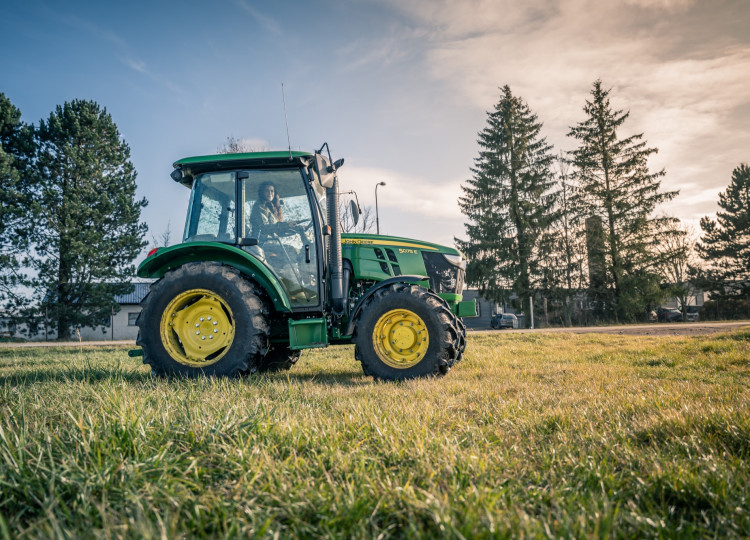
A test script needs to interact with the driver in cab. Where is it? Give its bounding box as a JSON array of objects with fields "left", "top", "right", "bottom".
[{"left": 250, "top": 181, "right": 286, "bottom": 238}]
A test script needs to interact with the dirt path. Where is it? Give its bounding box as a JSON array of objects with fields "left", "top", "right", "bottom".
[
  {"left": 471, "top": 321, "right": 750, "bottom": 336},
  {"left": 2, "top": 321, "right": 748, "bottom": 349},
  {"left": 0, "top": 340, "right": 136, "bottom": 349}
]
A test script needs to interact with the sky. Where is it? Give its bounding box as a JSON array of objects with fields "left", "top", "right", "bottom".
[{"left": 2, "top": 0, "right": 749, "bottom": 253}]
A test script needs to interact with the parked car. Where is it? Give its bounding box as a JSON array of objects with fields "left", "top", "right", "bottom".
[
  {"left": 657, "top": 307, "right": 683, "bottom": 322},
  {"left": 490, "top": 313, "right": 518, "bottom": 329},
  {"left": 685, "top": 307, "right": 700, "bottom": 322}
]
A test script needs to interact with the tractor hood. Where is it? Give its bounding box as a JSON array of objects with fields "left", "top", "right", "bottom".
[{"left": 341, "top": 233, "right": 462, "bottom": 257}]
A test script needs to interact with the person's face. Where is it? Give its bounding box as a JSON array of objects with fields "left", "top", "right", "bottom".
[{"left": 262, "top": 185, "right": 274, "bottom": 201}]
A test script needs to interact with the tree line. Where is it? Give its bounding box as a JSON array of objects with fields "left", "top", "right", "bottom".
[
  {"left": 457, "top": 81, "right": 750, "bottom": 326},
  {"left": 0, "top": 94, "right": 147, "bottom": 339}
]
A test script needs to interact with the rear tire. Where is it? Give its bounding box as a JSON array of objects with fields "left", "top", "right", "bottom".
[
  {"left": 256, "top": 345, "right": 301, "bottom": 373},
  {"left": 136, "top": 262, "right": 269, "bottom": 377},
  {"left": 353, "top": 283, "right": 463, "bottom": 380}
]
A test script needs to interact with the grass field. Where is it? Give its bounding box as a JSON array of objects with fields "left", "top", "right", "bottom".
[{"left": 1, "top": 329, "right": 748, "bottom": 539}]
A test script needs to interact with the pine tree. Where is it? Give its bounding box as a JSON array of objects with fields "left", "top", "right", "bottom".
[
  {"left": 536, "top": 156, "right": 587, "bottom": 326},
  {"left": 0, "top": 93, "right": 35, "bottom": 306},
  {"left": 696, "top": 163, "right": 750, "bottom": 316},
  {"left": 457, "top": 86, "right": 556, "bottom": 322},
  {"left": 568, "top": 80, "right": 678, "bottom": 321},
  {"left": 31, "top": 100, "right": 148, "bottom": 339}
]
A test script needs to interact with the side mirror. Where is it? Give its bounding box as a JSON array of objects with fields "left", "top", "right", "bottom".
[
  {"left": 349, "top": 199, "right": 360, "bottom": 227},
  {"left": 314, "top": 152, "right": 335, "bottom": 188},
  {"left": 170, "top": 168, "right": 183, "bottom": 182}
]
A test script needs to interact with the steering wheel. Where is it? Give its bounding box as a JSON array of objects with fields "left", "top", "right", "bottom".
[{"left": 294, "top": 218, "right": 314, "bottom": 232}]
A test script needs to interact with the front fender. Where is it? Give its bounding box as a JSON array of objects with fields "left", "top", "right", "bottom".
[
  {"left": 344, "top": 275, "right": 428, "bottom": 336},
  {"left": 137, "top": 242, "right": 292, "bottom": 312}
]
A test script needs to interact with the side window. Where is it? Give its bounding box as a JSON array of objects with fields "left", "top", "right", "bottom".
[{"left": 184, "top": 172, "right": 236, "bottom": 242}]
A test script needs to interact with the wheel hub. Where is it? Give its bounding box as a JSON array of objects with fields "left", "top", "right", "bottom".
[
  {"left": 160, "top": 289, "right": 234, "bottom": 367},
  {"left": 372, "top": 309, "right": 429, "bottom": 369}
]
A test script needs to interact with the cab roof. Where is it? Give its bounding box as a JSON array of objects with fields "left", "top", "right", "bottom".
[
  {"left": 172, "top": 150, "right": 314, "bottom": 188},
  {"left": 173, "top": 150, "right": 313, "bottom": 168}
]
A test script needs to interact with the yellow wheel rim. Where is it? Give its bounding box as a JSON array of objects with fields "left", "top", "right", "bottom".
[
  {"left": 159, "top": 289, "right": 235, "bottom": 367},
  {"left": 372, "top": 309, "right": 429, "bottom": 369}
]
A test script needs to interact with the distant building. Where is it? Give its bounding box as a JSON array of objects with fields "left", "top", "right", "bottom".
[{"left": 0, "top": 282, "right": 152, "bottom": 342}]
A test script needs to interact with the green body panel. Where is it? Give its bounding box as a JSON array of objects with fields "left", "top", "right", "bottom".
[
  {"left": 288, "top": 318, "right": 328, "bottom": 350},
  {"left": 341, "top": 232, "right": 449, "bottom": 281},
  {"left": 341, "top": 232, "right": 468, "bottom": 311},
  {"left": 136, "top": 242, "right": 293, "bottom": 312},
  {"left": 457, "top": 300, "right": 478, "bottom": 318}
]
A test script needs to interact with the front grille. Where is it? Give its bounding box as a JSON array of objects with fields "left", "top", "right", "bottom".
[{"left": 422, "top": 252, "right": 464, "bottom": 294}]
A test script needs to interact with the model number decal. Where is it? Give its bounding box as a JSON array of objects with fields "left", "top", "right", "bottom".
[{"left": 398, "top": 248, "right": 417, "bottom": 254}]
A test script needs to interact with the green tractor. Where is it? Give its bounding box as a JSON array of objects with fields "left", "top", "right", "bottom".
[{"left": 133, "top": 144, "right": 476, "bottom": 380}]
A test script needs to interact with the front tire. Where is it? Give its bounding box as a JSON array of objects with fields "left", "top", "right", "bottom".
[
  {"left": 353, "top": 283, "right": 463, "bottom": 380},
  {"left": 136, "top": 262, "right": 268, "bottom": 377}
]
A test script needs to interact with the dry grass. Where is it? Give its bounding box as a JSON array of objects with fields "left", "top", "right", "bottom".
[{"left": 0, "top": 329, "right": 748, "bottom": 538}]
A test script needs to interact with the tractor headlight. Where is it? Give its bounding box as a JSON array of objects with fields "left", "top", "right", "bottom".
[
  {"left": 442, "top": 253, "right": 466, "bottom": 270},
  {"left": 422, "top": 252, "right": 466, "bottom": 294}
]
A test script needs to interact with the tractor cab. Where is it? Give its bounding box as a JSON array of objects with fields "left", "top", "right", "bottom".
[{"left": 173, "top": 151, "right": 328, "bottom": 309}]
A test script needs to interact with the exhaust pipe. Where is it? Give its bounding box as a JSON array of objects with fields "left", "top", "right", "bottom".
[{"left": 327, "top": 176, "right": 345, "bottom": 316}]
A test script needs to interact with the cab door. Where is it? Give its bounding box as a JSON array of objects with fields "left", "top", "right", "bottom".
[{"left": 239, "top": 169, "right": 321, "bottom": 308}]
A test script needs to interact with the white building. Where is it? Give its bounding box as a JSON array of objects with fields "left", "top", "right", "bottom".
[{"left": 0, "top": 283, "right": 152, "bottom": 342}]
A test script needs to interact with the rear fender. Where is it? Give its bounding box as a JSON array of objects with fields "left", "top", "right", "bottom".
[{"left": 137, "top": 242, "right": 292, "bottom": 312}]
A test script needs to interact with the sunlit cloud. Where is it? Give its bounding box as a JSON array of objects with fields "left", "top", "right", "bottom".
[
  {"left": 378, "top": 0, "right": 750, "bottom": 223},
  {"left": 338, "top": 165, "right": 465, "bottom": 246}
]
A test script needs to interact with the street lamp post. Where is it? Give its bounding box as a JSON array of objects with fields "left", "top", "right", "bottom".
[{"left": 375, "top": 181, "right": 386, "bottom": 234}]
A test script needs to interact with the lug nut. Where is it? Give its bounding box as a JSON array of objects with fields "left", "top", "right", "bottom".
[
  {"left": 207, "top": 316, "right": 212, "bottom": 321},
  {"left": 195, "top": 323, "right": 199, "bottom": 327},
  {"left": 195, "top": 331, "right": 200, "bottom": 335},
  {"left": 214, "top": 329, "right": 218, "bottom": 333},
  {"left": 200, "top": 317, "right": 204, "bottom": 321},
  {"left": 213, "top": 321, "right": 217, "bottom": 326},
  {"left": 201, "top": 336, "right": 205, "bottom": 340}
]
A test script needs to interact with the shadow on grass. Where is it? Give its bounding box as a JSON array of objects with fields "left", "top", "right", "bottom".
[
  {"left": 0, "top": 365, "right": 371, "bottom": 389},
  {"left": 261, "top": 370, "right": 369, "bottom": 387},
  {"left": 0, "top": 366, "right": 152, "bottom": 387}
]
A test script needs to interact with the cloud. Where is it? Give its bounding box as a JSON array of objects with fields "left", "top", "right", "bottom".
[
  {"left": 235, "top": 0, "right": 283, "bottom": 35},
  {"left": 378, "top": 0, "right": 750, "bottom": 222},
  {"left": 124, "top": 57, "right": 147, "bottom": 74},
  {"left": 622, "top": 0, "right": 694, "bottom": 10},
  {"left": 338, "top": 164, "right": 465, "bottom": 246}
]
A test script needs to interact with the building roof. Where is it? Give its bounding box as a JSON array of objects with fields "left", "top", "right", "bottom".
[{"left": 114, "top": 282, "right": 152, "bottom": 305}]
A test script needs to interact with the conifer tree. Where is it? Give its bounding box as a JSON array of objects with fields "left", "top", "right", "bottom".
[
  {"left": 568, "top": 80, "right": 678, "bottom": 321},
  {"left": 537, "top": 156, "right": 587, "bottom": 326},
  {"left": 696, "top": 163, "right": 750, "bottom": 315},
  {"left": 0, "top": 93, "right": 35, "bottom": 306},
  {"left": 457, "top": 86, "right": 556, "bottom": 321},
  {"left": 31, "top": 100, "right": 148, "bottom": 339}
]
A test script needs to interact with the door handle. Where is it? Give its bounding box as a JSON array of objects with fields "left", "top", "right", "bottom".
[{"left": 305, "top": 245, "right": 311, "bottom": 263}]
